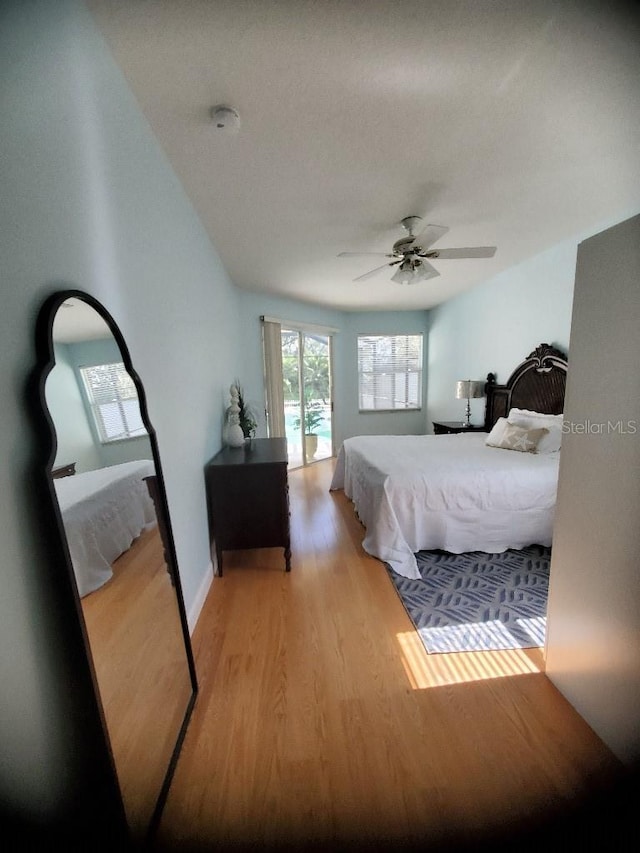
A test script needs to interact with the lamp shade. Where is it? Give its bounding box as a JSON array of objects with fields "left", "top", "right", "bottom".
[
  {"left": 391, "top": 260, "right": 416, "bottom": 284},
  {"left": 390, "top": 258, "right": 439, "bottom": 285},
  {"left": 455, "top": 380, "right": 484, "bottom": 400},
  {"left": 391, "top": 259, "right": 425, "bottom": 285}
]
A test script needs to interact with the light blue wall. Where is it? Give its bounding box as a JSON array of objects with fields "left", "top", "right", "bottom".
[
  {"left": 427, "top": 241, "right": 578, "bottom": 429},
  {"left": 47, "top": 343, "right": 102, "bottom": 473},
  {"left": 238, "top": 292, "right": 430, "bottom": 448},
  {"left": 0, "top": 0, "right": 240, "bottom": 828}
]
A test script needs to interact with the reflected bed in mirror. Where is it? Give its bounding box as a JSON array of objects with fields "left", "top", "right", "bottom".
[
  {"left": 53, "top": 458, "right": 157, "bottom": 597},
  {"left": 34, "top": 291, "right": 197, "bottom": 843}
]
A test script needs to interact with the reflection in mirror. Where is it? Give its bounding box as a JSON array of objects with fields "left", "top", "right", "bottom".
[{"left": 39, "top": 293, "right": 197, "bottom": 841}]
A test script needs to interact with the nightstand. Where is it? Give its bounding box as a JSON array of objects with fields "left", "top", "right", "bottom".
[
  {"left": 432, "top": 421, "right": 486, "bottom": 435},
  {"left": 52, "top": 462, "right": 76, "bottom": 479}
]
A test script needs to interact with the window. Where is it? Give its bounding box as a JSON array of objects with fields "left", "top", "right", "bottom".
[
  {"left": 80, "top": 362, "right": 146, "bottom": 443},
  {"left": 357, "top": 334, "right": 423, "bottom": 411}
]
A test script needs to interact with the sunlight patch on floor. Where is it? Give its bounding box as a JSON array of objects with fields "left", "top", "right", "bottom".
[{"left": 396, "top": 630, "right": 544, "bottom": 689}]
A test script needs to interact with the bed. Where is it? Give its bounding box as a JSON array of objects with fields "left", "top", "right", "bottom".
[
  {"left": 330, "top": 343, "right": 568, "bottom": 580},
  {"left": 53, "top": 459, "right": 157, "bottom": 597}
]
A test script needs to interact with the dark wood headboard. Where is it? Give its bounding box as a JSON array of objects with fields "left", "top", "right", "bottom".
[{"left": 484, "top": 343, "right": 568, "bottom": 431}]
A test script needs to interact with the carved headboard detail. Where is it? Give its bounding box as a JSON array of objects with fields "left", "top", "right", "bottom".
[{"left": 484, "top": 343, "right": 568, "bottom": 431}]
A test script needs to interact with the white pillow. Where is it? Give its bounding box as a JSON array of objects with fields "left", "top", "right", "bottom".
[
  {"left": 508, "top": 407, "right": 563, "bottom": 426},
  {"left": 485, "top": 417, "right": 510, "bottom": 447},
  {"left": 486, "top": 421, "right": 549, "bottom": 453},
  {"left": 507, "top": 408, "right": 563, "bottom": 453}
]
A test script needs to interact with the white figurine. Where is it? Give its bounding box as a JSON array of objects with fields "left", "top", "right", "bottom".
[{"left": 226, "top": 385, "right": 245, "bottom": 447}]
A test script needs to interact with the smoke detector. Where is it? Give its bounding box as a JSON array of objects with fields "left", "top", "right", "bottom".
[{"left": 210, "top": 105, "right": 240, "bottom": 134}]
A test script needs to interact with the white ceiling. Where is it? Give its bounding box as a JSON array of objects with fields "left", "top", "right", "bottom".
[
  {"left": 53, "top": 298, "right": 113, "bottom": 342},
  {"left": 87, "top": 0, "right": 640, "bottom": 312}
]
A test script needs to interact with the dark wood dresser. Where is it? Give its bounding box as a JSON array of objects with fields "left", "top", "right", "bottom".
[{"left": 204, "top": 437, "right": 291, "bottom": 575}]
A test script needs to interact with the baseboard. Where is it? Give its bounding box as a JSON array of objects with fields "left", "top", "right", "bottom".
[{"left": 187, "top": 558, "right": 214, "bottom": 636}]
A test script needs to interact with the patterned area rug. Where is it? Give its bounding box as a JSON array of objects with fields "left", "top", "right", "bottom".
[{"left": 387, "top": 546, "right": 550, "bottom": 654}]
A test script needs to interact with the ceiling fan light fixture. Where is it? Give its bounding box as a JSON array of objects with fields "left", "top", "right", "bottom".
[
  {"left": 390, "top": 269, "right": 412, "bottom": 284},
  {"left": 391, "top": 258, "right": 426, "bottom": 285}
]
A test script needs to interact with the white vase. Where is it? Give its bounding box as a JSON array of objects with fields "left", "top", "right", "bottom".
[
  {"left": 305, "top": 433, "right": 318, "bottom": 462},
  {"left": 227, "top": 422, "right": 245, "bottom": 447}
]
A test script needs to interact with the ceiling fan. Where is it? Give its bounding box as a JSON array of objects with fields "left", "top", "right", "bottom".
[{"left": 338, "top": 216, "right": 497, "bottom": 284}]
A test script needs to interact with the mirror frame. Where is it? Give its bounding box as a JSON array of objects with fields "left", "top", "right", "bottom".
[{"left": 31, "top": 289, "right": 198, "bottom": 841}]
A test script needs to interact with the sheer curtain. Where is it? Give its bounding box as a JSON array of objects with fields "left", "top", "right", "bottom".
[{"left": 261, "top": 318, "right": 286, "bottom": 438}]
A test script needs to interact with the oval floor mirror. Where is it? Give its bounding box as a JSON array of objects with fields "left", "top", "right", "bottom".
[{"left": 32, "top": 290, "right": 198, "bottom": 842}]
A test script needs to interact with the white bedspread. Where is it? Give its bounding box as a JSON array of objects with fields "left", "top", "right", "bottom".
[
  {"left": 55, "top": 459, "right": 156, "bottom": 597},
  {"left": 330, "top": 433, "right": 560, "bottom": 579}
]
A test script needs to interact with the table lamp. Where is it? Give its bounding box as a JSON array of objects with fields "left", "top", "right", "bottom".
[{"left": 455, "top": 380, "right": 484, "bottom": 428}]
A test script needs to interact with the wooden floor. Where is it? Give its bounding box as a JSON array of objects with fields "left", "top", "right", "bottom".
[
  {"left": 82, "top": 524, "right": 193, "bottom": 839},
  {"left": 156, "top": 458, "right": 628, "bottom": 852}
]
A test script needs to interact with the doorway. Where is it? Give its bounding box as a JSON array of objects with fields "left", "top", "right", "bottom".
[{"left": 281, "top": 329, "right": 333, "bottom": 469}]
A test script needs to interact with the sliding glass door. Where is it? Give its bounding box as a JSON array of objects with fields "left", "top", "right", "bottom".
[{"left": 282, "top": 329, "right": 333, "bottom": 469}]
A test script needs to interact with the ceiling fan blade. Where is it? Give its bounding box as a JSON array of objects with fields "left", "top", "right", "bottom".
[
  {"left": 413, "top": 223, "right": 449, "bottom": 250},
  {"left": 338, "top": 252, "right": 394, "bottom": 258},
  {"left": 427, "top": 246, "right": 497, "bottom": 259},
  {"left": 353, "top": 260, "right": 401, "bottom": 282}
]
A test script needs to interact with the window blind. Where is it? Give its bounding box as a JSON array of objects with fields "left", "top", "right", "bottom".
[
  {"left": 80, "top": 362, "right": 146, "bottom": 443},
  {"left": 357, "top": 334, "right": 423, "bottom": 411}
]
